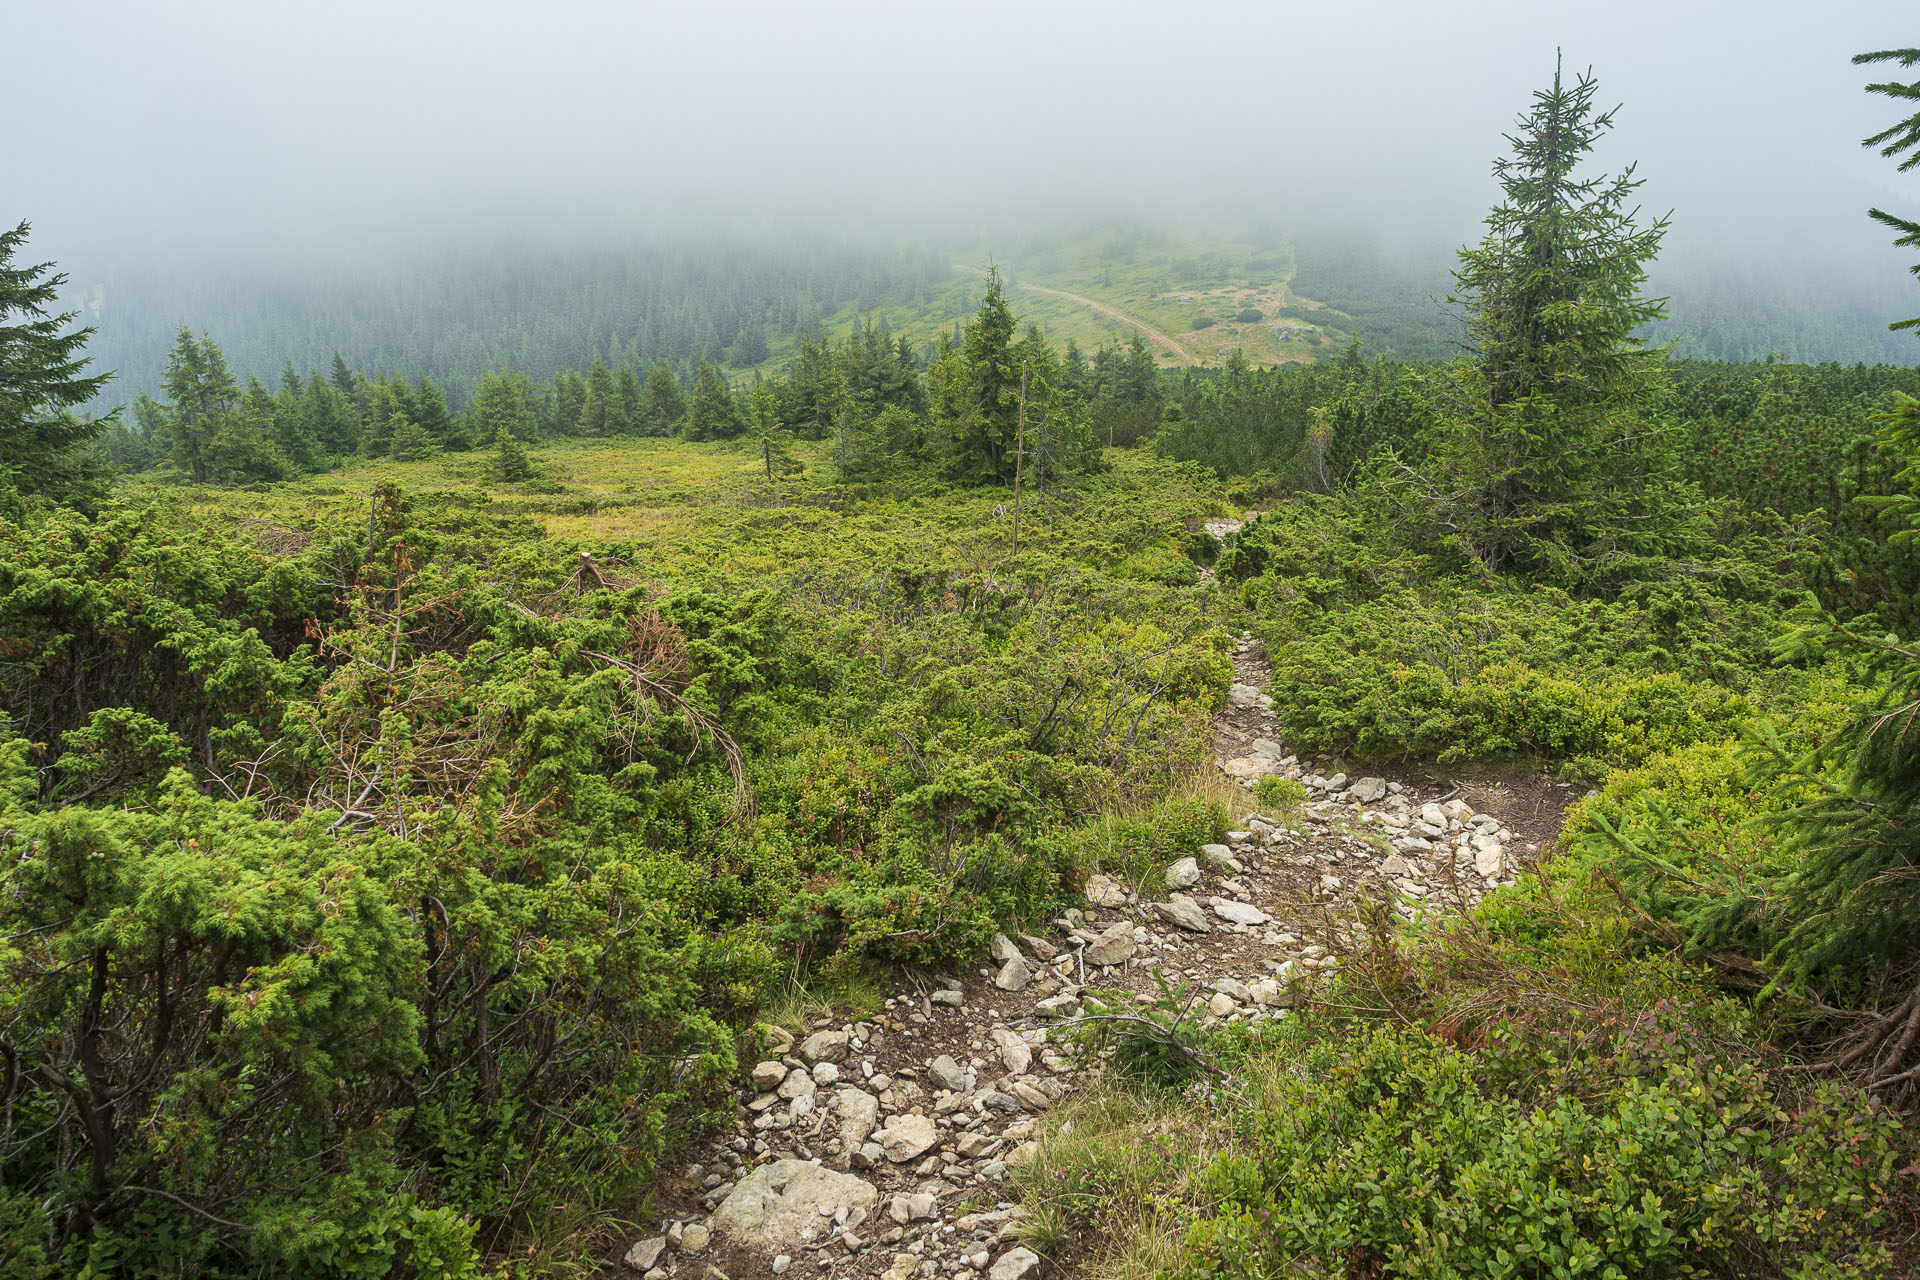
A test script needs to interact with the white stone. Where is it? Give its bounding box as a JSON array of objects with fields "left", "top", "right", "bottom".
[
  {"left": 1083, "top": 920, "right": 1138, "bottom": 966},
  {"left": 799, "top": 1030, "right": 850, "bottom": 1064},
  {"left": 1164, "top": 856, "right": 1202, "bottom": 889},
  {"left": 989, "top": 1248, "right": 1042, "bottom": 1280},
  {"left": 837, "top": 1087, "right": 879, "bottom": 1151},
  {"left": 1155, "top": 896, "right": 1211, "bottom": 932},
  {"left": 890, "top": 1192, "right": 938, "bottom": 1223},
  {"left": 989, "top": 1027, "right": 1032, "bottom": 1075},
  {"left": 877, "top": 1114, "right": 940, "bottom": 1163},
  {"left": 1209, "top": 897, "right": 1269, "bottom": 926},
  {"left": 1349, "top": 776, "right": 1388, "bottom": 803},
  {"left": 710, "top": 1161, "right": 879, "bottom": 1251},
  {"left": 1473, "top": 838, "right": 1504, "bottom": 878},
  {"left": 624, "top": 1237, "right": 667, "bottom": 1271},
  {"left": 751, "top": 1061, "right": 789, "bottom": 1092},
  {"left": 1083, "top": 874, "right": 1129, "bottom": 908},
  {"left": 995, "top": 953, "right": 1033, "bottom": 992}
]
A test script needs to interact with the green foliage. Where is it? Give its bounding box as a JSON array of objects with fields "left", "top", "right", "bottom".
[
  {"left": 1182, "top": 1022, "right": 1903, "bottom": 1279},
  {"left": 1855, "top": 47, "right": 1920, "bottom": 333},
  {"left": 685, "top": 358, "right": 745, "bottom": 441},
  {"left": 0, "top": 441, "right": 1239, "bottom": 1271},
  {"left": 1427, "top": 60, "right": 1676, "bottom": 585},
  {"left": 1221, "top": 492, "right": 1802, "bottom": 773},
  {"left": 1251, "top": 773, "right": 1307, "bottom": 821},
  {"left": 0, "top": 221, "right": 116, "bottom": 505},
  {"left": 1745, "top": 394, "right": 1920, "bottom": 991},
  {"left": 487, "top": 422, "right": 534, "bottom": 482}
]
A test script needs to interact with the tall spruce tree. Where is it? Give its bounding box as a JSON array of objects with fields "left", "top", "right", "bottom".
[
  {"left": 470, "top": 369, "right": 540, "bottom": 443},
  {"left": 159, "top": 327, "right": 237, "bottom": 483},
  {"left": 0, "top": 221, "right": 116, "bottom": 502},
  {"left": 750, "top": 388, "right": 801, "bottom": 487},
  {"left": 936, "top": 266, "right": 1022, "bottom": 483},
  {"left": 1432, "top": 57, "right": 1674, "bottom": 583}
]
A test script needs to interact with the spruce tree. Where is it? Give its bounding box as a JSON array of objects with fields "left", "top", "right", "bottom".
[
  {"left": 642, "top": 361, "right": 687, "bottom": 435},
  {"left": 550, "top": 367, "right": 587, "bottom": 436},
  {"left": 937, "top": 265, "right": 1022, "bottom": 483},
  {"left": 1855, "top": 48, "right": 1920, "bottom": 333},
  {"left": 388, "top": 409, "right": 436, "bottom": 461},
  {"left": 580, "top": 357, "right": 616, "bottom": 436},
  {"left": 471, "top": 369, "right": 540, "bottom": 443},
  {"left": 1744, "top": 46, "right": 1920, "bottom": 1090},
  {"left": 1433, "top": 57, "right": 1674, "bottom": 582},
  {"left": 160, "top": 327, "right": 237, "bottom": 483},
  {"left": 750, "top": 388, "right": 802, "bottom": 487},
  {"left": 685, "top": 359, "right": 744, "bottom": 440},
  {"left": 488, "top": 422, "right": 534, "bottom": 482},
  {"left": 412, "top": 375, "right": 455, "bottom": 448},
  {"left": 0, "top": 221, "right": 116, "bottom": 502},
  {"left": 613, "top": 363, "right": 644, "bottom": 435}
]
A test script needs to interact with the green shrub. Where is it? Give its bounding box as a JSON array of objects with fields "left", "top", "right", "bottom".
[
  {"left": 1182, "top": 1024, "right": 1904, "bottom": 1279},
  {"left": 1235, "top": 307, "right": 1263, "bottom": 323},
  {"left": 1077, "top": 792, "right": 1229, "bottom": 891},
  {"left": 1251, "top": 774, "right": 1307, "bottom": 823}
]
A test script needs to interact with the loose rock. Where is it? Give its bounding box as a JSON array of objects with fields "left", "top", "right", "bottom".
[
  {"left": 709, "top": 1161, "right": 879, "bottom": 1251},
  {"left": 877, "top": 1114, "right": 940, "bottom": 1163},
  {"left": 1083, "top": 920, "right": 1138, "bottom": 966}
]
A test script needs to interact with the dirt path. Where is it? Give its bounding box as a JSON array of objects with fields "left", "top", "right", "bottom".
[
  {"left": 613, "top": 555, "right": 1579, "bottom": 1280},
  {"left": 1008, "top": 282, "right": 1198, "bottom": 367},
  {"left": 953, "top": 264, "right": 1198, "bottom": 367}
]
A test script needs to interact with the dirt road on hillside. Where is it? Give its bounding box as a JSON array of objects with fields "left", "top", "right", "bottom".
[
  {"left": 955, "top": 265, "right": 1199, "bottom": 367},
  {"left": 1010, "top": 282, "right": 1198, "bottom": 367}
]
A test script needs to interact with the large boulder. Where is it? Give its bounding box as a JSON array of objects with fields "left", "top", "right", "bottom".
[{"left": 710, "top": 1160, "right": 879, "bottom": 1250}]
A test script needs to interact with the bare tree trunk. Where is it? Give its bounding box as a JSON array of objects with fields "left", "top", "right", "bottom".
[{"left": 1012, "top": 362, "right": 1028, "bottom": 555}]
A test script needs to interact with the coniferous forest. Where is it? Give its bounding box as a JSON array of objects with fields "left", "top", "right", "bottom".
[{"left": 7, "top": 19, "right": 1920, "bottom": 1280}]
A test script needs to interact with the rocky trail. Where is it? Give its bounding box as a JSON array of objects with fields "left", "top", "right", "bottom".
[{"left": 613, "top": 553, "right": 1580, "bottom": 1280}]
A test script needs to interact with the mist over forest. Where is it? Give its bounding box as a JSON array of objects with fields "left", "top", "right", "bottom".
[
  {"left": 18, "top": 1, "right": 1920, "bottom": 406},
  {"left": 11, "top": 4, "right": 1920, "bottom": 1279}
]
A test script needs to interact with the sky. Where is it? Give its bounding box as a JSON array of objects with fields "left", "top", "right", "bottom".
[{"left": 10, "top": 0, "right": 1918, "bottom": 266}]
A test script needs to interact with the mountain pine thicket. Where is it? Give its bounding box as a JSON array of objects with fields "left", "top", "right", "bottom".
[{"left": 4, "top": 51, "right": 1920, "bottom": 1280}]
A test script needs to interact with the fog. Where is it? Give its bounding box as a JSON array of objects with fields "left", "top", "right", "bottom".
[{"left": 11, "top": 2, "right": 1913, "bottom": 249}]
